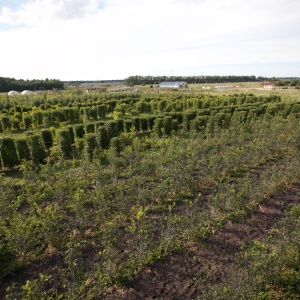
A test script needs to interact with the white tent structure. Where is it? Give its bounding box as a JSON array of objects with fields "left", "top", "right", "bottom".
[
  {"left": 21, "top": 90, "right": 33, "bottom": 95},
  {"left": 159, "top": 81, "right": 188, "bottom": 89},
  {"left": 8, "top": 91, "right": 20, "bottom": 96}
]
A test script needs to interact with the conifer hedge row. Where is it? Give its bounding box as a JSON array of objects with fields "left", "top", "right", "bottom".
[
  {"left": 1, "top": 93, "right": 299, "bottom": 169},
  {"left": 0, "top": 94, "right": 287, "bottom": 133}
]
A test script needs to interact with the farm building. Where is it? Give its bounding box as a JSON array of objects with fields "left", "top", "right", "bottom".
[
  {"left": 263, "top": 82, "right": 275, "bottom": 90},
  {"left": 21, "top": 90, "right": 33, "bottom": 95},
  {"left": 159, "top": 82, "right": 188, "bottom": 89},
  {"left": 8, "top": 91, "right": 20, "bottom": 96}
]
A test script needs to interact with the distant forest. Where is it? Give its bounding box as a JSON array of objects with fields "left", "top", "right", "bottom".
[
  {"left": 0, "top": 77, "right": 64, "bottom": 93},
  {"left": 124, "top": 75, "right": 265, "bottom": 85}
]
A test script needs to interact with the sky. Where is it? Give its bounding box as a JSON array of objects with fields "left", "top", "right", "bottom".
[{"left": 0, "top": 0, "right": 300, "bottom": 81}]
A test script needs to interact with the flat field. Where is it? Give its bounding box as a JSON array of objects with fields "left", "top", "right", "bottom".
[{"left": 0, "top": 86, "right": 299, "bottom": 299}]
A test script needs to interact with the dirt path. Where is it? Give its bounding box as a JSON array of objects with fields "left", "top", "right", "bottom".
[{"left": 104, "top": 183, "right": 300, "bottom": 299}]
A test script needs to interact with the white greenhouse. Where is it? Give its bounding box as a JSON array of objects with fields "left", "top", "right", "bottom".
[
  {"left": 21, "top": 90, "right": 33, "bottom": 95},
  {"left": 159, "top": 81, "right": 188, "bottom": 89},
  {"left": 8, "top": 91, "right": 20, "bottom": 96}
]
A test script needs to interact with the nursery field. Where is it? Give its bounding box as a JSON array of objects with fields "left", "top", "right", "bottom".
[{"left": 0, "top": 88, "right": 300, "bottom": 299}]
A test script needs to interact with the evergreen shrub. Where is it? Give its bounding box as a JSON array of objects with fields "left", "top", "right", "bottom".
[
  {"left": 15, "top": 138, "right": 31, "bottom": 161},
  {"left": 28, "top": 134, "right": 46, "bottom": 163},
  {"left": 96, "top": 126, "right": 110, "bottom": 149},
  {"left": 56, "top": 129, "right": 72, "bottom": 157},
  {"left": 1, "top": 116, "right": 11, "bottom": 130},
  {"left": 23, "top": 115, "right": 32, "bottom": 129},
  {"left": 41, "top": 129, "right": 54, "bottom": 149},
  {"left": 74, "top": 124, "right": 85, "bottom": 139},
  {"left": 84, "top": 133, "right": 99, "bottom": 160},
  {"left": 0, "top": 137, "right": 20, "bottom": 168}
]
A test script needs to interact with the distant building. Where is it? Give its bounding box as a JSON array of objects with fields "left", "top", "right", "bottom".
[
  {"left": 159, "top": 81, "right": 188, "bottom": 89},
  {"left": 21, "top": 90, "right": 33, "bottom": 95},
  {"left": 263, "top": 82, "right": 275, "bottom": 90},
  {"left": 215, "top": 85, "right": 233, "bottom": 89},
  {"left": 8, "top": 90, "right": 20, "bottom": 96}
]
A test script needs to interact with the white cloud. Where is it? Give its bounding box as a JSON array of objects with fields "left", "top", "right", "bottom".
[
  {"left": 0, "top": 0, "right": 101, "bottom": 26},
  {"left": 0, "top": 0, "right": 299, "bottom": 80}
]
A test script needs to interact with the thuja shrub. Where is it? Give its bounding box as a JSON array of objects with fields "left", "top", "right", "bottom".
[
  {"left": 70, "top": 107, "right": 80, "bottom": 123},
  {"left": 256, "top": 105, "right": 266, "bottom": 117},
  {"left": 158, "top": 99, "right": 167, "bottom": 112},
  {"left": 32, "top": 110, "right": 43, "bottom": 127},
  {"left": 85, "top": 123, "right": 95, "bottom": 134},
  {"left": 13, "top": 112, "right": 21, "bottom": 123},
  {"left": 278, "top": 104, "right": 293, "bottom": 118},
  {"left": 231, "top": 110, "right": 248, "bottom": 125},
  {"left": 163, "top": 116, "right": 173, "bottom": 135},
  {"left": 28, "top": 134, "right": 46, "bottom": 163},
  {"left": 50, "top": 110, "right": 66, "bottom": 124},
  {"left": 291, "top": 103, "right": 300, "bottom": 113},
  {"left": 172, "top": 119, "right": 179, "bottom": 132},
  {"left": 214, "top": 112, "right": 231, "bottom": 128},
  {"left": 132, "top": 117, "right": 141, "bottom": 132},
  {"left": 136, "top": 101, "right": 151, "bottom": 113},
  {"left": 62, "top": 108, "right": 71, "bottom": 122},
  {"left": 205, "top": 115, "right": 217, "bottom": 135},
  {"left": 246, "top": 109, "right": 258, "bottom": 122},
  {"left": 106, "top": 104, "right": 113, "bottom": 113},
  {"left": 83, "top": 107, "right": 91, "bottom": 120},
  {"left": 1, "top": 116, "right": 11, "bottom": 130},
  {"left": 15, "top": 138, "right": 31, "bottom": 161},
  {"left": 140, "top": 117, "right": 148, "bottom": 131},
  {"left": 124, "top": 120, "right": 133, "bottom": 133},
  {"left": 183, "top": 111, "right": 197, "bottom": 131},
  {"left": 90, "top": 107, "right": 98, "bottom": 121},
  {"left": 56, "top": 128, "right": 72, "bottom": 157},
  {"left": 117, "top": 119, "right": 124, "bottom": 133},
  {"left": 62, "top": 107, "right": 80, "bottom": 123},
  {"left": 14, "top": 105, "right": 22, "bottom": 113},
  {"left": 97, "top": 104, "right": 107, "bottom": 118},
  {"left": 0, "top": 120, "right": 3, "bottom": 133},
  {"left": 66, "top": 125, "right": 75, "bottom": 144},
  {"left": 41, "top": 129, "right": 54, "bottom": 149},
  {"left": 74, "top": 124, "right": 85, "bottom": 139},
  {"left": 75, "top": 137, "right": 84, "bottom": 153},
  {"left": 0, "top": 137, "right": 20, "bottom": 168},
  {"left": 106, "top": 120, "right": 119, "bottom": 139},
  {"left": 265, "top": 104, "right": 280, "bottom": 116},
  {"left": 190, "top": 116, "right": 208, "bottom": 132},
  {"left": 84, "top": 133, "right": 99, "bottom": 160},
  {"left": 96, "top": 126, "right": 110, "bottom": 149},
  {"left": 23, "top": 115, "right": 32, "bottom": 129},
  {"left": 42, "top": 112, "right": 52, "bottom": 128},
  {"left": 11, "top": 119, "right": 20, "bottom": 130},
  {"left": 153, "top": 118, "right": 163, "bottom": 137},
  {"left": 118, "top": 132, "right": 135, "bottom": 151},
  {"left": 147, "top": 116, "right": 155, "bottom": 130}
]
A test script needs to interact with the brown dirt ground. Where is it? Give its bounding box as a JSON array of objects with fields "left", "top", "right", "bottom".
[
  {"left": 1, "top": 184, "right": 299, "bottom": 300},
  {"left": 103, "top": 183, "right": 300, "bottom": 300}
]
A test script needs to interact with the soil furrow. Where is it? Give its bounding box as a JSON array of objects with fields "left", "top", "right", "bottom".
[{"left": 104, "top": 183, "right": 300, "bottom": 299}]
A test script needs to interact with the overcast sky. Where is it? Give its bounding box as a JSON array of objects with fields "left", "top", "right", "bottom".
[{"left": 0, "top": 0, "right": 300, "bottom": 80}]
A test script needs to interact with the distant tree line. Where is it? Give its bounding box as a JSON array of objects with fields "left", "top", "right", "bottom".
[
  {"left": 65, "top": 80, "right": 124, "bottom": 86},
  {"left": 124, "top": 75, "right": 265, "bottom": 86},
  {"left": 275, "top": 79, "right": 300, "bottom": 87},
  {"left": 0, "top": 77, "right": 64, "bottom": 92}
]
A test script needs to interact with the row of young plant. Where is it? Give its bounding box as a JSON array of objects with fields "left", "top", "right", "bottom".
[
  {"left": 200, "top": 205, "right": 300, "bottom": 299},
  {"left": 1, "top": 114, "right": 300, "bottom": 298},
  {"left": 1, "top": 96, "right": 300, "bottom": 170},
  {"left": 0, "top": 93, "right": 283, "bottom": 133},
  {"left": 1, "top": 91, "right": 280, "bottom": 113}
]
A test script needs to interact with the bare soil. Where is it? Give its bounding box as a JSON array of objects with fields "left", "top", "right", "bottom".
[
  {"left": 1, "top": 184, "right": 299, "bottom": 300},
  {"left": 103, "top": 183, "right": 300, "bottom": 300}
]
